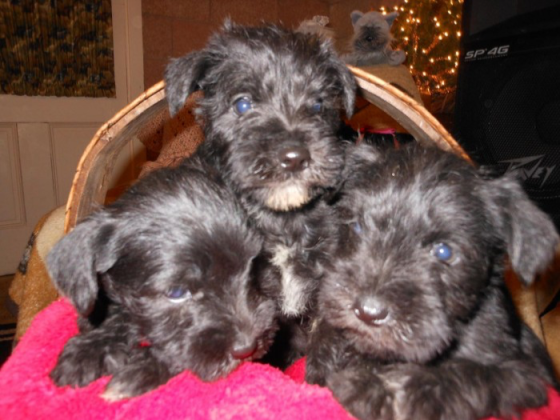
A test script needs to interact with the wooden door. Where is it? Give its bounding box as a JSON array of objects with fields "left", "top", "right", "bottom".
[{"left": 0, "top": 0, "right": 145, "bottom": 275}]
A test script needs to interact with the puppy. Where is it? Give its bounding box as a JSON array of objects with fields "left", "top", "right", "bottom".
[
  {"left": 306, "top": 142, "right": 559, "bottom": 420},
  {"left": 47, "top": 157, "right": 277, "bottom": 400},
  {"left": 164, "top": 22, "right": 356, "bottom": 361}
]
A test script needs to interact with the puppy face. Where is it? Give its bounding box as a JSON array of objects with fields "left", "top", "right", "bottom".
[
  {"left": 165, "top": 22, "right": 356, "bottom": 212},
  {"left": 321, "top": 143, "right": 558, "bottom": 363},
  {"left": 47, "top": 161, "right": 278, "bottom": 381}
]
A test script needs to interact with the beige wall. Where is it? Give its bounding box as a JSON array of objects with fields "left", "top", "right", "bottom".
[{"left": 141, "top": 0, "right": 401, "bottom": 88}]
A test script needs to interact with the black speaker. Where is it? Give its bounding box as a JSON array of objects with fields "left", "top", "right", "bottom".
[{"left": 454, "top": 1, "right": 560, "bottom": 228}]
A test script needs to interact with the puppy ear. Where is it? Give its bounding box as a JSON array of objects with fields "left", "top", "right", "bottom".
[
  {"left": 46, "top": 215, "right": 120, "bottom": 316},
  {"left": 325, "top": 49, "right": 356, "bottom": 118},
  {"left": 341, "top": 142, "right": 383, "bottom": 185},
  {"left": 385, "top": 12, "right": 399, "bottom": 27},
  {"left": 484, "top": 175, "right": 559, "bottom": 285},
  {"left": 338, "top": 64, "right": 357, "bottom": 118},
  {"left": 350, "top": 11, "right": 363, "bottom": 27},
  {"left": 322, "top": 26, "right": 357, "bottom": 117},
  {"left": 164, "top": 51, "right": 210, "bottom": 116}
]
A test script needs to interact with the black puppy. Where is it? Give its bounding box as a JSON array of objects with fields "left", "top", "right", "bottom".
[
  {"left": 164, "top": 21, "right": 356, "bottom": 362},
  {"left": 47, "top": 157, "right": 277, "bottom": 400},
  {"left": 306, "top": 142, "right": 559, "bottom": 420}
]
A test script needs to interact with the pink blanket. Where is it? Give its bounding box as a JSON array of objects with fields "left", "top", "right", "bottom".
[{"left": 0, "top": 299, "right": 558, "bottom": 420}]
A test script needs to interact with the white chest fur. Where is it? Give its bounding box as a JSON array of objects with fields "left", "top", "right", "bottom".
[{"left": 271, "top": 244, "right": 307, "bottom": 317}]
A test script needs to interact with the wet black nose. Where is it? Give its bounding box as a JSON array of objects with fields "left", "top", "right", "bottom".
[
  {"left": 231, "top": 339, "right": 257, "bottom": 360},
  {"left": 278, "top": 146, "right": 310, "bottom": 172},
  {"left": 353, "top": 298, "right": 389, "bottom": 325}
]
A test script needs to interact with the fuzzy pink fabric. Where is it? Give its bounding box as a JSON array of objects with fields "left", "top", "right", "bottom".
[{"left": 0, "top": 299, "right": 558, "bottom": 420}]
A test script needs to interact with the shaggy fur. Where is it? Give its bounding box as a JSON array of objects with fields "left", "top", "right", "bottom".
[
  {"left": 306, "top": 142, "right": 559, "bottom": 420},
  {"left": 47, "top": 157, "right": 277, "bottom": 400},
  {"left": 164, "top": 22, "right": 356, "bottom": 362}
]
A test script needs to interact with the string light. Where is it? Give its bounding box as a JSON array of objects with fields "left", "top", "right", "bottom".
[{"left": 381, "top": 0, "right": 463, "bottom": 96}]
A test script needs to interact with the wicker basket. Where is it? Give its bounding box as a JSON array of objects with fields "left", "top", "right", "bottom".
[{"left": 63, "top": 66, "right": 468, "bottom": 233}]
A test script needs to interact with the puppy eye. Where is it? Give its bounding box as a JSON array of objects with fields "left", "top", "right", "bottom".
[
  {"left": 431, "top": 243, "right": 457, "bottom": 264},
  {"left": 234, "top": 97, "right": 252, "bottom": 115},
  {"left": 349, "top": 221, "right": 362, "bottom": 235},
  {"left": 311, "top": 100, "right": 323, "bottom": 114},
  {"left": 165, "top": 285, "right": 192, "bottom": 303}
]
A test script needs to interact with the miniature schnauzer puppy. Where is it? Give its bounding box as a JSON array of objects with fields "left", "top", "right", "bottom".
[
  {"left": 306, "top": 142, "right": 559, "bottom": 420},
  {"left": 47, "top": 157, "right": 277, "bottom": 400},
  {"left": 164, "top": 22, "right": 357, "bottom": 360}
]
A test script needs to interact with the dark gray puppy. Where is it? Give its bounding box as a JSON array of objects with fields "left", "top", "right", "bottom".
[
  {"left": 306, "top": 142, "right": 559, "bottom": 420},
  {"left": 47, "top": 157, "right": 277, "bottom": 401},
  {"left": 164, "top": 22, "right": 356, "bottom": 361}
]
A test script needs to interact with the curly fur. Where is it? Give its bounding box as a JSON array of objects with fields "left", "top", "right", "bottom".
[
  {"left": 47, "top": 157, "right": 277, "bottom": 400},
  {"left": 164, "top": 22, "right": 357, "bottom": 364},
  {"left": 306, "top": 142, "right": 559, "bottom": 420}
]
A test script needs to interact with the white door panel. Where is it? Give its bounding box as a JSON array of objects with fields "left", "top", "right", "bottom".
[
  {"left": 50, "top": 124, "right": 102, "bottom": 206},
  {"left": 0, "top": 0, "right": 144, "bottom": 274},
  {"left": 0, "top": 124, "right": 24, "bottom": 227}
]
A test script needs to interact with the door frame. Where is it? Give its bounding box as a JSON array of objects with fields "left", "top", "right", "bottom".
[
  {"left": 0, "top": 0, "right": 144, "bottom": 123},
  {"left": 0, "top": 0, "right": 144, "bottom": 275}
]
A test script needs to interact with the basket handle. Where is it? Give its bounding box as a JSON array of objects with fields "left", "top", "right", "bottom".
[{"left": 64, "top": 68, "right": 468, "bottom": 233}]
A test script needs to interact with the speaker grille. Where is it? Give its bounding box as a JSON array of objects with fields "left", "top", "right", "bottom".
[
  {"left": 484, "top": 56, "right": 560, "bottom": 198},
  {"left": 455, "top": 28, "right": 560, "bottom": 226}
]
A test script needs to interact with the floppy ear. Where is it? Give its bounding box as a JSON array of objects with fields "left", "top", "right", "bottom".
[
  {"left": 484, "top": 174, "right": 559, "bottom": 285},
  {"left": 46, "top": 215, "right": 120, "bottom": 316},
  {"left": 325, "top": 48, "right": 356, "bottom": 118},
  {"left": 320, "top": 34, "right": 357, "bottom": 118},
  {"left": 338, "top": 63, "right": 357, "bottom": 119},
  {"left": 385, "top": 12, "right": 399, "bottom": 27},
  {"left": 164, "top": 51, "right": 211, "bottom": 116}
]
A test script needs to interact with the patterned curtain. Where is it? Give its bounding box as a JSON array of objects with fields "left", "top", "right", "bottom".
[{"left": 0, "top": 0, "right": 115, "bottom": 98}]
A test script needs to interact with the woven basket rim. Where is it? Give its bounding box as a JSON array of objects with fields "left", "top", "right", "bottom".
[{"left": 64, "top": 68, "right": 468, "bottom": 233}]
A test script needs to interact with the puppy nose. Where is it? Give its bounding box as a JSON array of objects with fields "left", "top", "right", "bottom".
[
  {"left": 231, "top": 339, "right": 257, "bottom": 360},
  {"left": 278, "top": 146, "right": 310, "bottom": 172},
  {"left": 353, "top": 298, "right": 389, "bottom": 325}
]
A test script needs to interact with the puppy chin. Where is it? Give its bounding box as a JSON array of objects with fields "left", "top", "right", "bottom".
[{"left": 265, "top": 183, "right": 311, "bottom": 211}]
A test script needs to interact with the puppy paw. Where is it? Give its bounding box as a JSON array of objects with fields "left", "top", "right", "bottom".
[
  {"left": 386, "top": 365, "right": 475, "bottom": 420},
  {"left": 101, "top": 377, "right": 142, "bottom": 402},
  {"left": 327, "top": 369, "right": 394, "bottom": 420},
  {"left": 102, "top": 374, "right": 154, "bottom": 402},
  {"left": 393, "top": 370, "right": 447, "bottom": 420},
  {"left": 102, "top": 358, "right": 171, "bottom": 401},
  {"left": 51, "top": 361, "right": 101, "bottom": 388},
  {"left": 50, "top": 338, "right": 104, "bottom": 387}
]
